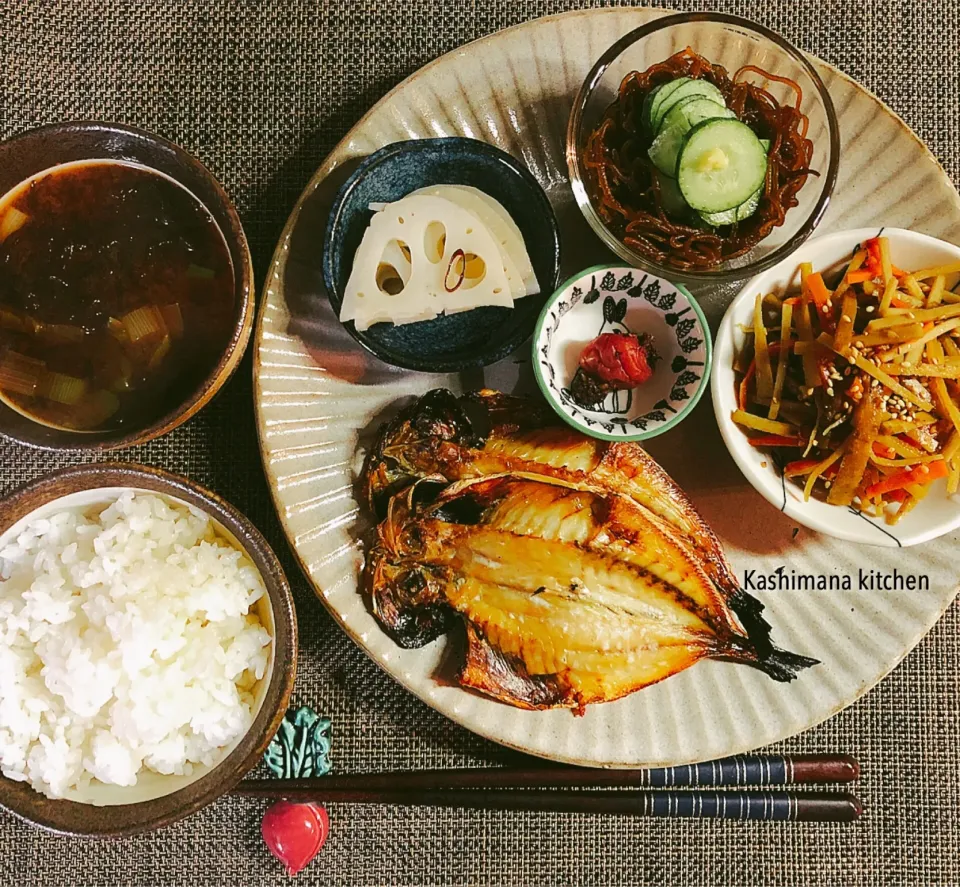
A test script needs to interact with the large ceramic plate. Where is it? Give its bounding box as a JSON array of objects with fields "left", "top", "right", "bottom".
[{"left": 254, "top": 8, "right": 960, "bottom": 766}]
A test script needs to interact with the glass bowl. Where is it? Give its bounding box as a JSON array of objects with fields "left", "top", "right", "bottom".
[{"left": 566, "top": 12, "right": 840, "bottom": 285}]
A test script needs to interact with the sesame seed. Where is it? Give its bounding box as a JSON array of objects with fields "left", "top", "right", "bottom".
[
  {"left": 866, "top": 305, "right": 876, "bottom": 313},
  {"left": 841, "top": 314, "right": 852, "bottom": 323}
]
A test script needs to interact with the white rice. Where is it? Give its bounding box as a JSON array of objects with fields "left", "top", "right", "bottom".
[{"left": 0, "top": 491, "right": 272, "bottom": 799}]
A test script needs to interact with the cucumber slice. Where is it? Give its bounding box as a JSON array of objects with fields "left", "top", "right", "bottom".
[
  {"left": 647, "top": 98, "right": 733, "bottom": 176},
  {"left": 698, "top": 186, "right": 762, "bottom": 226},
  {"left": 645, "top": 78, "right": 691, "bottom": 135},
  {"left": 654, "top": 171, "right": 689, "bottom": 218},
  {"left": 650, "top": 78, "right": 725, "bottom": 135},
  {"left": 677, "top": 119, "right": 768, "bottom": 213},
  {"left": 641, "top": 83, "right": 672, "bottom": 135}
]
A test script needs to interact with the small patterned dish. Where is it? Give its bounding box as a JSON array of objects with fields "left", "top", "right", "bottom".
[{"left": 532, "top": 264, "right": 712, "bottom": 441}]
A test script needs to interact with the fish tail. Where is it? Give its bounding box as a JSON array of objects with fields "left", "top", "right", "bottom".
[
  {"left": 716, "top": 641, "right": 819, "bottom": 682},
  {"left": 727, "top": 587, "right": 774, "bottom": 653},
  {"left": 752, "top": 646, "right": 821, "bottom": 682},
  {"left": 723, "top": 588, "right": 819, "bottom": 681}
]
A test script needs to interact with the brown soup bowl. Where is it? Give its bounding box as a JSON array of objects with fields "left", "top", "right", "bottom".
[
  {"left": 0, "top": 463, "right": 297, "bottom": 837},
  {"left": 0, "top": 121, "right": 254, "bottom": 451}
]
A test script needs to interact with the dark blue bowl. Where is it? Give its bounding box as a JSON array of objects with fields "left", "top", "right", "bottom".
[{"left": 322, "top": 138, "right": 561, "bottom": 373}]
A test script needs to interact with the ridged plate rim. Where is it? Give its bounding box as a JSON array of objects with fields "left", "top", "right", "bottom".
[{"left": 253, "top": 7, "right": 960, "bottom": 767}]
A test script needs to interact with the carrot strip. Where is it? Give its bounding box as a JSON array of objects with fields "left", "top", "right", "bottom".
[
  {"left": 845, "top": 269, "right": 873, "bottom": 284},
  {"left": 748, "top": 434, "right": 806, "bottom": 447},
  {"left": 865, "top": 460, "right": 948, "bottom": 498},
  {"left": 805, "top": 272, "right": 831, "bottom": 309},
  {"left": 833, "top": 250, "right": 867, "bottom": 305},
  {"left": 872, "top": 442, "right": 897, "bottom": 459},
  {"left": 784, "top": 458, "right": 821, "bottom": 477}
]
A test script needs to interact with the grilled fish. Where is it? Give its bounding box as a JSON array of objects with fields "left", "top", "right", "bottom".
[
  {"left": 365, "top": 389, "right": 768, "bottom": 637},
  {"left": 362, "top": 389, "right": 817, "bottom": 712}
]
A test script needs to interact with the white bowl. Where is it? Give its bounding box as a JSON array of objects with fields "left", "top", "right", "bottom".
[{"left": 712, "top": 227, "right": 960, "bottom": 547}]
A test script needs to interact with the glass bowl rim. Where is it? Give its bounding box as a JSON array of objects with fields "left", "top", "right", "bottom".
[{"left": 565, "top": 11, "right": 842, "bottom": 285}]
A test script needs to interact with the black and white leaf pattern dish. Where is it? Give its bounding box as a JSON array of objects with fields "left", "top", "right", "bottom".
[
  {"left": 534, "top": 266, "right": 709, "bottom": 439},
  {"left": 616, "top": 272, "right": 634, "bottom": 290},
  {"left": 583, "top": 276, "right": 600, "bottom": 304},
  {"left": 602, "top": 295, "right": 617, "bottom": 323}
]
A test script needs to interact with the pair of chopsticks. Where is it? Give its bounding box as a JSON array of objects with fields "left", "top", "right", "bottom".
[{"left": 236, "top": 754, "right": 862, "bottom": 822}]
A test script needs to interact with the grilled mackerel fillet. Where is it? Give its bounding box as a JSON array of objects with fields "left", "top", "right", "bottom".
[{"left": 362, "top": 389, "right": 817, "bottom": 712}]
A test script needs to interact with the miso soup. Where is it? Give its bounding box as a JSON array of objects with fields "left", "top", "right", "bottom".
[{"left": 0, "top": 160, "right": 235, "bottom": 431}]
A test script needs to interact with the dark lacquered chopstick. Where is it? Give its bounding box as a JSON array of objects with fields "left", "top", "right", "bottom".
[
  {"left": 238, "top": 754, "right": 858, "bottom": 794},
  {"left": 234, "top": 786, "right": 861, "bottom": 822}
]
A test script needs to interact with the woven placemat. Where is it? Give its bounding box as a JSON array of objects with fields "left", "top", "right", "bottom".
[{"left": 1, "top": 1, "right": 959, "bottom": 884}]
